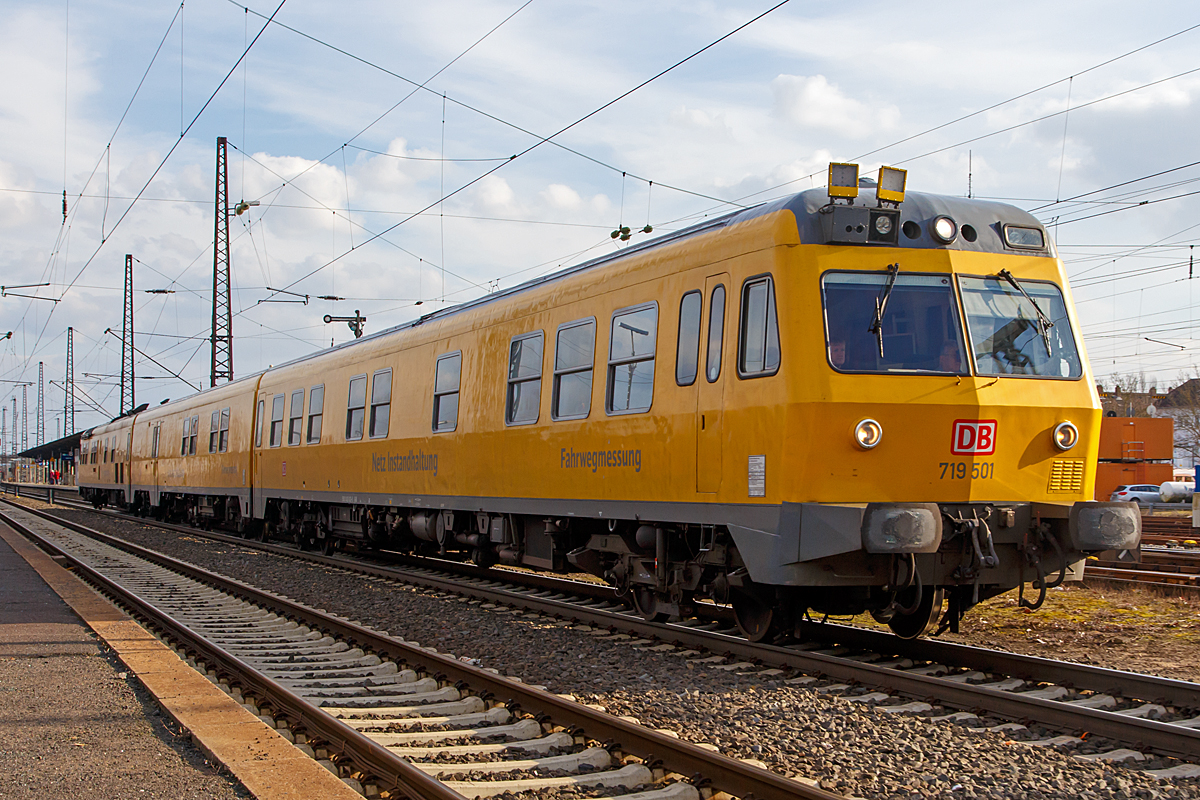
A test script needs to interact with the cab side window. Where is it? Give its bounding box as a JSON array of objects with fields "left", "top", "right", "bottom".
[
  {"left": 433, "top": 352, "right": 462, "bottom": 432},
  {"left": 738, "top": 275, "right": 780, "bottom": 377},
  {"left": 607, "top": 304, "right": 658, "bottom": 414},
  {"left": 676, "top": 291, "right": 702, "bottom": 386},
  {"left": 506, "top": 332, "right": 543, "bottom": 425},
  {"left": 706, "top": 285, "right": 726, "bottom": 382}
]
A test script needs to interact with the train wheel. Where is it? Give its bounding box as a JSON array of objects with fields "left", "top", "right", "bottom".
[
  {"left": 732, "top": 589, "right": 786, "bottom": 642},
  {"left": 887, "top": 587, "right": 944, "bottom": 640},
  {"left": 630, "top": 586, "right": 671, "bottom": 623},
  {"left": 322, "top": 536, "right": 337, "bottom": 555}
]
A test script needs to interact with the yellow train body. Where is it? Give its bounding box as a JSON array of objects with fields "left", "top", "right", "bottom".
[{"left": 79, "top": 183, "right": 1138, "bottom": 638}]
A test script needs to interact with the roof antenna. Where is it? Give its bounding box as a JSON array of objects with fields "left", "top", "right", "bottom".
[{"left": 967, "top": 150, "right": 972, "bottom": 199}]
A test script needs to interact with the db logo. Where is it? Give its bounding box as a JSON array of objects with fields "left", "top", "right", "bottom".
[{"left": 951, "top": 420, "right": 997, "bottom": 456}]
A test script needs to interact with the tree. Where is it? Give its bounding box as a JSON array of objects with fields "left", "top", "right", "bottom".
[{"left": 1159, "top": 369, "right": 1200, "bottom": 466}]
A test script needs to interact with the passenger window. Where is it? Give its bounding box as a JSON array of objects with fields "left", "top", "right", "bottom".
[
  {"left": 180, "top": 419, "right": 189, "bottom": 456},
  {"left": 739, "top": 276, "right": 780, "bottom": 377},
  {"left": 189, "top": 415, "right": 199, "bottom": 455},
  {"left": 676, "top": 291, "right": 702, "bottom": 386},
  {"left": 307, "top": 385, "right": 324, "bottom": 444},
  {"left": 209, "top": 410, "right": 220, "bottom": 453},
  {"left": 218, "top": 409, "right": 230, "bottom": 453},
  {"left": 433, "top": 352, "right": 462, "bottom": 432},
  {"left": 269, "top": 395, "right": 285, "bottom": 448},
  {"left": 255, "top": 400, "right": 265, "bottom": 448},
  {"left": 506, "top": 332, "right": 543, "bottom": 425},
  {"left": 552, "top": 319, "right": 595, "bottom": 420},
  {"left": 151, "top": 425, "right": 160, "bottom": 459},
  {"left": 607, "top": 304, "right": 658, "bottom": 414},
  {"left": 370, "top": 369, "right": 391, "bottom": 438},
  {"left": 346, "top": 376, "right": 367, "bottom": 441},
  {"left": 288, "top": 390, "right": 304, "bottom": 446},
  {"left": 706, "top": 285, "right": 726, "bottom": 382}
]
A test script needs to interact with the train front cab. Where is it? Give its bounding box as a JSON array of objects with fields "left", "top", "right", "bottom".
[{"left": 723, "top": 170, "right": 1140, "bottom": 638}]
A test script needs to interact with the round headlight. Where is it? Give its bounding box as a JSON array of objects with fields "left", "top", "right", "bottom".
[
  {"left": 854, "top": 418, "right": 883, "bottom": 449},
  {"left": 874, "top": 215, "right": 893, "bottom": 235},
  {"left": 931, "top": 216, "right": 958, "bottom": 244},
  {"left": 1053, "top": 421, "right": 1079, "bottom": 451}
]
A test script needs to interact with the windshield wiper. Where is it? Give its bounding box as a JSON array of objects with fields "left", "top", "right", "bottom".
[
  {"left": 997, "top": 269, "right": 1055, "bottom": 355},
  {"left": 868, "top": 263, "right": 900, "bottom": 357}
]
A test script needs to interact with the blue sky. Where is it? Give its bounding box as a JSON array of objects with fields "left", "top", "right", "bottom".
[{"left": 3, "top": 0, "right": 1200, "bottom": 437}]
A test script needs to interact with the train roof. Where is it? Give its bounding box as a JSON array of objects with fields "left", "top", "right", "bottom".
[
  {"left": 265, "top": 186, "right": 1049, "bottom": 369},
  {"left": 152, "top": 185, "right": 1053, "bottom": 395}
]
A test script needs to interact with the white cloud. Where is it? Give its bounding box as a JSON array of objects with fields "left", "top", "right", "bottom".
[
  {"left": 470, "top": 175, "right": 516, "bottom": 213},
  {"left": 772, "top": 74, "right": 901, "bottom": 138},
  {"left": 541, "top": 183, "right": 582, "bottom": 210},
  {"left": 667, "top": 106, "right": 735, "bottom": 140}
]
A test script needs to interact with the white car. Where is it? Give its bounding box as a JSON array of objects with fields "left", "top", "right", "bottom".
[{"left": 1109, "top": 485, "right": 1161, "bottom": 506}]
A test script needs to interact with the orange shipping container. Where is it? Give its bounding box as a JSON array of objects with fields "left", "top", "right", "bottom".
[
  {"left": 1097, "top": 417, "right": 1174, "bottom": 461},
  {"left": 1094, "top": 461, "right": 1173, "bottom": 502}
]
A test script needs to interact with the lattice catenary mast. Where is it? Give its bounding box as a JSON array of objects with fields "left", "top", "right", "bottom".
[
  {"left": 121, "top": 254, "right": 135, "bottom": 415},
  {"left": 211, "top": 136, "right": 233, "bottom": 387},
  {"left": 65, "top": 326, "right": 74, "bottom": 436},
  {"left": 37, "top": 362, "right": 44, "bottom": 446}
]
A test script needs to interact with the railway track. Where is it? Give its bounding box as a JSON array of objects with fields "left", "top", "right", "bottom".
[
  {"left": 1083, "top": 515, "right": 1200, "bottom": 591},
  {"left": 0, "top": 500, "right": 836, "bottom": 800},
  {"left": 5, "top": 490, "right": 1200, "bottom": 783}
]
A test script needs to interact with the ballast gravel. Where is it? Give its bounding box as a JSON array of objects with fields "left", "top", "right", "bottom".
[{"left": 31, "top": 504, "right": 1200, "bottom": 800}]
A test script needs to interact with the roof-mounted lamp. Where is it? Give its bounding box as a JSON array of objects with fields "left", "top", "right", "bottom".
[
  {"left": 877, "top": 166, "right": 907, "bottom": 206},
  {"left": 820, "top": 161, "right": 901, "bottom": 246},
  {"left": 827, "top": 162, "right": 859, "bottom": 202}
]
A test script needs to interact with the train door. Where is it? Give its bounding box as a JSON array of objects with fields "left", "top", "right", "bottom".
[
  {"left": 124, "top": 429, "right": 133, "bottom": 503},
  {"left": 252, "top": 393, "right": 266, "bottom": 518},
  {"left": 696, "top": 273, "right": 729, "bottom": 493},
  {"left": 150, "top": 422, "right": 161, "bottom": 505}
]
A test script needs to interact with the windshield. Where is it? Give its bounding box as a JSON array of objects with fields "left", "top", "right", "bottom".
[
  {"left": 958, "top": 275, "right": 1081, "bottom": 378},
  {"left": 823, "top": 272, "right": 968, "bottom": 374}
]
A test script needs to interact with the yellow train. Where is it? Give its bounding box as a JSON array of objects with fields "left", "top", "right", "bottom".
[{"left": 79, "top": 162, "right": 1140, "bottom": 640}]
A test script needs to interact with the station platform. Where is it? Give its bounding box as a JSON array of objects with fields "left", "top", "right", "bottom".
[{"left": 0, "top": 514, "right": 359, "bottom": 799}]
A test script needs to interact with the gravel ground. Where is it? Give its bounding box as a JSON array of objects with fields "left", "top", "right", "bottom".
[{"left": 24, "top": 501, "right": 1200, "bottom": 800}]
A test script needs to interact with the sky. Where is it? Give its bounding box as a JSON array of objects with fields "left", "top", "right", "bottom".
[{"left": 3, "top": 0, "right": 1200, "bottom": 442}]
